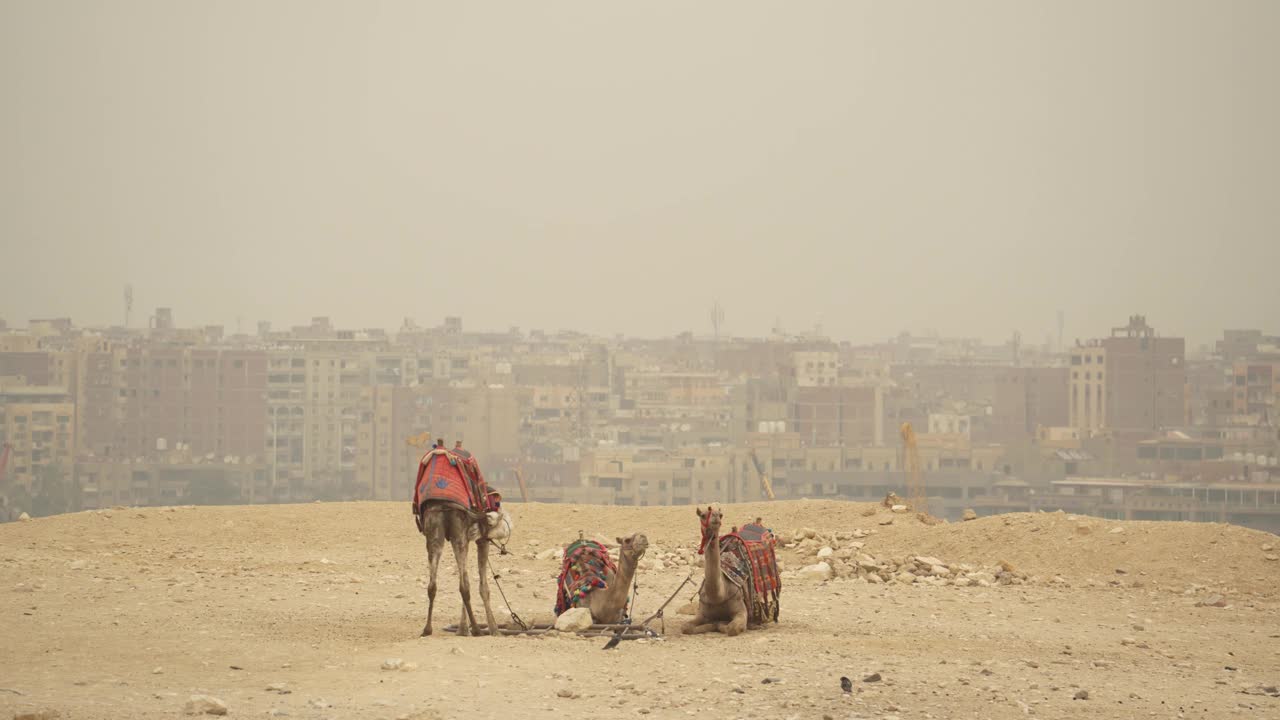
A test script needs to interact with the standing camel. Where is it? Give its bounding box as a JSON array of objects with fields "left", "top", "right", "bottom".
[
  {"left": 684, "top": 507, "right": 749, "bottom": 636},
  {"left": 419, "top": 504, "right": 501, "bottom": 637},
  {"left": 415, "top": 445, "right": 511, "bottom": 638}
]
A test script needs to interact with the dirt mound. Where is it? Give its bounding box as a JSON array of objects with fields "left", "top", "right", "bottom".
[{"left": 3, "top": 500, "right": 1280, "bottom": 720}]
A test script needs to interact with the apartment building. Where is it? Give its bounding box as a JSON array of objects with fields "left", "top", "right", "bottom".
[
  {"left": 1231, "top": 360, "right": 1279, "bottom": 417},
  {"left": 1070, "top": 317, "right": 1186, "bottom": 432},
  {"left": 0, "top": 382, "right": 75, "bottom": 496},
  {"left": 790, "top": 385, "right": 882, "bottom": 447}
]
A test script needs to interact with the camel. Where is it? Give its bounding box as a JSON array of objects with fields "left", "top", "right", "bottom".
[
  {"left": 419, "top": 504, "right": 511, "bottom": 637},
  {"left": 577, "top": 533, "right": 648, "bottom": 624},
  {"left": 683, "top": 507, "right": 749, "bottom": 636}
]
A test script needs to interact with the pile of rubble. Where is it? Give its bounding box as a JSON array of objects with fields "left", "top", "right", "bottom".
[{"left": 779, "top": 527, "right": 1032, "bottom": 587}]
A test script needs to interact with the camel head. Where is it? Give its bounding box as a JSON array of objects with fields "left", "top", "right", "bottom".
[
  {"left": 696, "top": 506, "right": 722, "bottom": 554},
  {"left": 482, "top": 509, "right": 514, "bottom": 542},
  {"left": 615, "top": 532, "right": 649, "bottom": 564}
]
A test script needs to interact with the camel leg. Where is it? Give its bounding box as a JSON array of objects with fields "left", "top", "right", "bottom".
[
  {"left": 723, "top": 608, "right": 748, "bottom": 637},
  {"left": 449, "top": 530, "right": 479, "bottom": 636},
  {"left": 683, "top": 608, "right": 721, "bottom": 635},
  {"left": 720, "top": 591, "right": 750, "bottom": 636},
  {"left": 421, "top": 513, "right": 445, "bottom": 637},
  {"left": 475, "top": 538, "right": 499, "bottom": 637}
]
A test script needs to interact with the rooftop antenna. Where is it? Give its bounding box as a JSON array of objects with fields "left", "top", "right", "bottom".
[
  {"left": 123, "top": 284, "right": 134, "bottom": 328},
  {"left": 710, "top": 301, "right": 724, "bottom": 342}
]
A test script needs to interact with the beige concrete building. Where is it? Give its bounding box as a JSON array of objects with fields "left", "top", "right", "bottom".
[
  {"left": 1069, "top": 344, "right": 1107, "bottom": 432},
  {"left": 1231, "top": 360, "right": 1279, "bottom": 416},
  {"left": 791, "top": 350, "right": 839, "bottom": 387},
  {"left": 0, "top": 382, "right": 75, "bottom": 510}
]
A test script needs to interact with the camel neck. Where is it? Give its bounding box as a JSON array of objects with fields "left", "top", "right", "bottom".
[
  {"left": 702, "top": 529, "right": 722, "bottom": 598},
  {"left": 601, "top": 553, "right": 637, "bottom": 621}
]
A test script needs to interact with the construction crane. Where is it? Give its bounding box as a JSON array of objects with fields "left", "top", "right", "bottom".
[
  {"left": 900, "top": 422, "right": 927, "bottom": 515},
  {"left": 405, "top": 432, "right": 433, "bottom": 449},
  {"left": 748, "top": 448, "right": 776, "bottom": 500},
  {"left": 511, "top": 463, "right": 530, "bottom": 503},
  {"left": 0, "top": 443, "right": 12, "bottom": 519},
  {"left": 404, "top": 432, "right": 433, "bottom": 477}
]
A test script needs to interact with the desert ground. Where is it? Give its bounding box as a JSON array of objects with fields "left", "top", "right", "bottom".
[{"left": 1, "top": 499, "right": 1278, "bottom": 720}]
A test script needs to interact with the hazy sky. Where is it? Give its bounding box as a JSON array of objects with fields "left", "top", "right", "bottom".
[{"left": 2, "top": 2, "right": 1277, "bottom": 346}]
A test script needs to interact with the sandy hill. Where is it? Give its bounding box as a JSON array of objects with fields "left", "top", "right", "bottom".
[{"left": 1, "top": 500, "right": 1277, "bottom": 720}]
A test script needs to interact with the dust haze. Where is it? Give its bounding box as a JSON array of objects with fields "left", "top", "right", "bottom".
[{"left": 3, "top": 1, "right": 1278, "bottom": 344}]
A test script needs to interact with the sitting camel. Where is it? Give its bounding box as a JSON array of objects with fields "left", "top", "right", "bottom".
[
  {"left": 684, "top": 507, "right": 749, "bottom": 636},
  {"left": 557, "top": 533, "right": 649, "bottom": 624}
]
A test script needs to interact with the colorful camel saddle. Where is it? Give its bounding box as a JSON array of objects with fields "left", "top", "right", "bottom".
[
  {"left": 412, "top": 448, "right": 499, "bottom": 521},
  {"left": 554, "top": 539, "right": 617, "bottom": 616},
  {"left": 719, "top": 522, "right": 781, "bottom": 625}
]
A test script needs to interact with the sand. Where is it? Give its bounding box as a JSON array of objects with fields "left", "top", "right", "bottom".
[{"left": 2, "top": 500, "right": 1277, "bottom": 719}]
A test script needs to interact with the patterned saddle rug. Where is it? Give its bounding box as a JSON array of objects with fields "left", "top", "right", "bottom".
[
  {"left": 719, "top": 521, "right": 782, "bottom": 625},
  {"left": 554, "top": 539, "right": 617, "bottom": 616},
  {"left": 412, "top": 448, "right": 498, "bottom": 522}
]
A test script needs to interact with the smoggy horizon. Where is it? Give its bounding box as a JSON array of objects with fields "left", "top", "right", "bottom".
[{"left": 3, "top": 2, "right": 1277, "bottom": 348}]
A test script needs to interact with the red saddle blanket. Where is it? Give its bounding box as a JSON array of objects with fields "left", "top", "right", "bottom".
[
  {"left": 718, "top": 522, "right": 781, "bottom": 625},
  {"left": 412, "top": 448, "right": 495, "bottom": 517},
  {"left": 555, "top": 539, "right": 617, "bottom": 616}
]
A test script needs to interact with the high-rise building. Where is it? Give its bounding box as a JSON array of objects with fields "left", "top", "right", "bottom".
[
  {"left": 0, "top": 382, "right": 75, "bottom": 501},
  {"left": 1070, "top": 316, "right": 1185, "bottom": 432},
  {"left": 992, "top": 367, "right": 1069, "bottom": 444}
]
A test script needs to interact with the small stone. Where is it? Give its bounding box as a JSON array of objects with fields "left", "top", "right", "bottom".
[
  {"left": 554, "top": 607, "right": 594, "bottom": 632},
  {"left": 184, "top": 694, "right": 228, "bottom": 715},
  {"left": 556, "top": 689, "right": 577, "bottom": 699},
  {"left": 1073, "top": 689, "right": 1089, "bottom": 700},
  {"left": 381, "top": 658, "right": 404, "bottom": 671},
  {"left": 863, "top": 672, "right": 882, "bottom": 683},
  {"left": 878, "top": 517, "right": 894, "bottom": 526},
  {"left": 817, "top": 547, "right": 834, "bottom": 559},
  {"left": 68, "top": 560, "right": 86, "bottom": 570},
  {"left": 266, "top": 683, "right": 289, "bottom": 693},
  {"left": 1197, "top": 595, "right": 1227, "bottom": 608},
  {"left": 536, "top": 547, "right": 562, "bottom": 561},
  {"left": 890, "top": 504, "right": 908, "bottom": 514},
  {"left": 797, "top": 561, "right": 833, "bottom": 581},
  {"left": 18, "top": 512, "right": 31, "bottom": 522},
  {"left": 1108, "top": 526, "right": 1125, "bottom": 534},
  {"left": 152, "top": 666, "right": 163, "bottom": 675},
  {"left": 308, "top": 699, "right": 331, "bottom": 710},
  {"left": 961, "top": 508, "right": 978, "bottom": 521},
  {"left": 1265, "top": 555, "right": 1278, "bottom": 562},
  {"left": 1075, "top": 523, "right": 1092, "bottom": 535}
]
